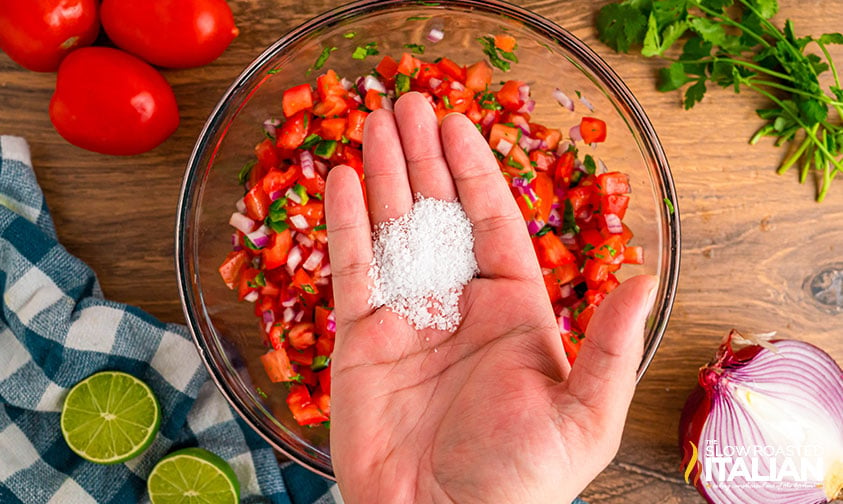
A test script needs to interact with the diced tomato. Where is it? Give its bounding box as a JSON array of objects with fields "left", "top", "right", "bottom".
[
  {"left": 316, "top": 69, "right": 344, "bottom": 101},
  {"left": 313, "top": 387, "right": 331, "bottom": 416},
  {"left": 313, "top": 95, "right": 349, "bottom": 117},
  {"left": 464, "top": 60, "right": 492, "bottom": 91},
  {"left": 318, "top": 364, "right": 331, "bottom": 394},
  {"left": 553, "top": 150, "right": 576, "bottom": 185},
  {"left": 315, "top": 335, "right": 335, "bottom": 356},
  {"left": 375, "top": 55, "right": 399, "bottom": 80},
  {"left": 291, "top": 268, "right": 318, "bottom": 295},
  {"left": 237, "top": 267, "right": 260, "bottom": 300},
  {"left": 597, "top": 172, "right": 630, "bottom": 195},
  {"left": 602, "top": 193, "right": 630, "bottom": 219},
  {"left": 255, "top": 138, "right": 280, "bottom": 170},
  {"left": 504, "top": 145, "right": 531, "bottom": 177},
  {"left": 583, "top": 259, "right": 610, "bottom": 289},
  {"left": 287, "top": 345, "right": 315, "bottom": 366},
  {"left": 494, "top": 34, "right": 517, "bottom": 52},
  {"left": 415, "top": 63, "right": 443, "bottom": 89},
  {"left": 561, "top": 332, "right": 583, "bottom": 364},
  {"left": 623, "top": 245, "right": 645, "bottom": 264},
  {"left": 437, "top": 57, "right": 466, "bottom": 82},
  {"left": 396, "top": 52, "right": 420, "bottom": 76},
  {"left": 267, "top": 324, "right": 284, "bottom": 350},
  {"left": 314, "top": 306, "right": 333, "bottom": 335},
  {"left": 532, "top": 172, "right": 554, "bottom": 224},
  {"left": 282, "top": 84, "right": 313, "bottom": 118},
  {"left": 497, "top": 80, "right": 524, "bottom": 111},
  {"left": 543, "top": 273, "right": 562, "bottom": 304},
  {"left": 287, "top": 322, "right": 316, "bottom": 349},
  {"left": 580, "top": 116, "right": 607, "bottom": 143},
  {"left": 218, "top": 249, "right": 250, "bottom": 289},
  {"left": 262, "top": 165, "right": 299, "bottom": 197},
  {"left": 534, "top": 232, "right": 576, "bottom": 268},
  {"left": 320, "top": 117, "right": 347, "bottom": 140},
  {"left": 299, "top": 172, "right": 326, "bottom": 196},
  {"left": 575, "top": 304, "right": 597, "bottom": 333},
  {"left": 529, "top": 150, "right": 556, "bottom": 172},
  {"left": 263, "top": 229, "right": 292, "bottom": 270},
  {"left": 532, "top": 125, "right": 562, "bottom": 152},
  {"left": 244, "top": 184, "right": 271, "bottom": 221},
  {"left": 287, "top": 200, "right": 324, "bottom": 227},
  {"left": 276, "top": 111, "right": 310, "bottom": 149},
  {"left": 286, "top": 384, "right": 329, "bottom": 425},
  {"left": 261, "top": 349, "right": 296, "bottom": 382},
  {"left": 345, "top": 109, "right": 368, "bottom": 144},
  {"left": 489, "top": 123, "right": 520, "bottom": 153},
  {"left": 553, "top": 262, "right": 580, "bottom": 286},
  {"left": 364, "top": 88, "right": 384, "bottom": 110}
]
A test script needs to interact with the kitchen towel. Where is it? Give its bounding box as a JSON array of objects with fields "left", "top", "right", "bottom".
[{"left": 0, "top": 136, "right": 338, "bottom": 504}]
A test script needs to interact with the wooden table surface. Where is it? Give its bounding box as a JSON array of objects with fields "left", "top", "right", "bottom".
[{"left": 2, "top": 1, "right": 842, "bottom": 502}]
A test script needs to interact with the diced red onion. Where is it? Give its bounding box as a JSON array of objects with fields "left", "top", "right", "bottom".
[
  {"left": 527, "top": 219, "right": 544, "bottom": 234},
  {"left": 554, "top": 184, "right": 567, "bottom": 200},
  {"left": 556, "top": 140, "right": 573, "bottom": 156},
  {"left": 319, "top": 263, "right": 331, "bottom": 277},
  {"left": 314, "top": 159, "right": 328, "bottom": 177},
  {"left": 235, "top": 198, "right": 247, "bottom": 214},
  {"left": 680, "top": 332, "right": 843, "bottom": 504},
  {"left": 326, "top": 311, "right": 336, "bottom": 333},
  {"left": 560, "top": 233, "right": 576, "bottom": 247},
  {"left": 315, "top": 277, "right": 329, "bottom": 286},
  {"left": 286, "top": 246, "right": 302, "bottom": 271},
  {"left": 516, "top": 99, "right": 535, "bottom": 114},
  {"left": 269, "top": 190, "right": 284, "bottom": 201},
  {"left": 426, "top": 27, "right": 444, "bottom": 43},
  {"left": 429, "top": 77, "right": 442, "bottom": 90},
  {"left": 262, "top": 310, "right": 275, "bottom": 325},
  {"left": 559, "top": 283, "right": 572, "bottom": 298},
  {"left": 450, "top": 80, "right": 465, "bottom": 91},
  {"left": 281, "top": 295, "right": 297, "bottom": 308},
  {"left": 243, "top": 291, "right": 259, "bottom": 303},
  {"left": 518, "top": 84, "right": 530, "bottom": 102},
  {"left": 548, "top": 208, "right": 562, "bottom": 227},
  {"left": 511, "top": 177, "right": 530, "bottom": 189},
  {"left": 303, "top": 249, "right": 324, "bottom": 271},
  {"left": 512, "top": 115, "right": 531, "bottom": 135},
  {"left": 604, "top": 213, "right": 623, "bottom": 234},
  {"left": 381, "top": 95, "right": 394, "bottom": 111},
  {"left": 300, "top": 150, "right": 315, "bottom": 179},
  {"left": 283, "top": 307, "right": 295, "bottom": 323},
  {"left": 263, "top": 118, "right": 280, "bottom": 138},
  {"left": 569, "top": 124, "right": 583, "bottom": 143},
  {"left": 557, "top": 310, "right": 572, "bottom": 333},
  {"left": 294, "top": 310, "right": 304, "bottom": 322},
  {"left": 351, "top": 94, "right": 363, "bottom": 104},
  {"left": 295, "top": 232, "right": 313, "bottom": 248},
  {"left": 574, "top": 158, "right": 587, "bottom": 173},
  {"left": 362, "top": 75, "right": 386, "bottom": 94},
  {"left": 598, "top": 158, "right": 608, "bottom": 174},
  {"left": 289, "top": 214, "right": 308, "bottom": 230},
  {"left": 247, "top": 225, "right": 271, "bottom": 248},
  {"left": 579, "top": 93, "right": 595, "bottom": 112},
  {"left": 229, "top": 212, "right": 255, "bottom": 234},
  {"left": 314, "top": 231, "right": 328, "bottom": 244},
  {"left": 553, "top": 88, "right": 575, "bottom": 111},
  {"left": 231, "top": 232, "right": 240, "bottom": 247},
  {"left": 481, "top": 112, "right": 496, "bottom": 127},
  {"left": 519, "top": 134, "right": 542, "bottom": 153},
  {"left": 495, "top": 139, "right": 514, "bottom": 156},
  {"left": 340, "top": 77, "right": 354, "bottom": 90},
  {"left": 286, "top": 187, "right": 302, "bottom": 205}
]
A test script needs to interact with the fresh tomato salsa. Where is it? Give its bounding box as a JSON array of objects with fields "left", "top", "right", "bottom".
[{"left": 219, "top": 49, "right": 642, "bottom": 428}]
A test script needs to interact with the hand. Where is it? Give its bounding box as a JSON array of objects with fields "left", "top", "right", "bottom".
[{"left": 324, "top": 92, "right": 658, "bottom": 504}]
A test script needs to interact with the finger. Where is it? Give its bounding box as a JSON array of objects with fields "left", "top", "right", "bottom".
[
  {"left": 325, "top": 165, "right": 374, "bottom": 325},
  {"left": 362, "top": 108, "right": 413, "bottom": 225},
  {"left": 562, "top": 275, "right": 658, "bottom": 423},
  {"left": 440, "top": 112, "right": 538, "bottom": 280},
  {"left": 393, "top": 92, "right": 457, "bottom": 201}
]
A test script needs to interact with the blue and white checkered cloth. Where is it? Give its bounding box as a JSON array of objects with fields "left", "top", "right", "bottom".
[{"left": 0, "top": 136, "right": 339, "bottom": 503}]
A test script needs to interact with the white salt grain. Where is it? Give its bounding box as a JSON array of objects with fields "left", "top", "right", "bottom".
[{"left": 368, "top": 196, "right": 478, "bottom": 331}]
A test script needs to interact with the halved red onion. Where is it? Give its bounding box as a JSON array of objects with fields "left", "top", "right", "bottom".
[
  {"left": 303, "top": 249, "right": 324, "bottom": 271},
  {"left": 426, "top": 27, "right": 444, "bottom": 43},
  {"left": 230, "top": 212, "right": 256, "bottom": 234},
  {"left": 569, "top": 124, "right": 583, "bottom": 143},
  {"left": 299, "top": 150, "right": 316, "bottom": 179},
  {"left": 553, "top": 88, "right": 575, "bottom": 111},
  {"left": 680, "top": 331, "right": 843, "bottom": 504},
  {"left": 495, "top": 139, "right": 514, "bottom": 156},
  {"left": 289, "top": 214, "right": 308, "bottom": 230}
]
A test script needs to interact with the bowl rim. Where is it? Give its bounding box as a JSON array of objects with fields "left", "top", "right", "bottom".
[{"left": 175, "top": 0, "right": 681, "bottom": 481}]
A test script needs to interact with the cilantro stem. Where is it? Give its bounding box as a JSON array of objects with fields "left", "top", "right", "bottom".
[
  {"left": 677, "top": 57, "right": 791, "bottom": 81},
  {"left": 777, "top": 131, "right": 813, "bottom": 174},
  {"left": 816, "top": 41, "right": 841, "bottom": 90},
  {"left": 745, "top": 77, "right": 843, "bottom": 106}
]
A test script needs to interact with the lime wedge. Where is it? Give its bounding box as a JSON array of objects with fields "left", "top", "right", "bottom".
[
  {"left": 60, "top": 370, "right": 161, "bottom": 464},
  {"left": 147, "top": 447, "right": 240, "bottom": 504}
]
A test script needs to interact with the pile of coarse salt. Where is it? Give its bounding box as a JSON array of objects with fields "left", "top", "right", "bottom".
[{"left": 368, "top": 196, "right": 478, "bottom": 331}]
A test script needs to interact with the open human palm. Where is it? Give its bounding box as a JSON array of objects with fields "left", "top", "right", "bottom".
[{"left": 325, "top": 92, "right": 657, "bottom": 504}]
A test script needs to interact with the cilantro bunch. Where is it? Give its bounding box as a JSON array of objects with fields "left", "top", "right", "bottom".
[{"left": 597, "top": 0, "right": 843, "bottom": 201}]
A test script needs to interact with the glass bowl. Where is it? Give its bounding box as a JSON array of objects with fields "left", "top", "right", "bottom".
[{"left": 176, "top": 0, "right": 681, "bottom": 479}]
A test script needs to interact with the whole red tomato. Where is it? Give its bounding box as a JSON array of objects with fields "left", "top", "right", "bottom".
[
  {"left": 100, "top": 0, "right": 239, "bottom": 69},
  {"left": 0, "top": 0, "right": 99, "bottom": 72},
  {"left": 49, "top": 47, "right": 180, "bottom": 156}
]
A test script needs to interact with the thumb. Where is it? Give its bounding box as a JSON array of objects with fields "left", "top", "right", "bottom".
[{"left": 562, "top": 275, "right": 658, "bottom": 423}]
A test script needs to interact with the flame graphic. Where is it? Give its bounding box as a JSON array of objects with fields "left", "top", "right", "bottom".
[{"left": 684, "top": 441, "right": 699, "bottom": 484}]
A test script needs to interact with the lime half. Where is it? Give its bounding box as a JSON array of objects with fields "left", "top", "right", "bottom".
[
  {"left": 147, "top": 447, "right": 240, "bottom": 504},
  {"left": 60, "top": 370, "right": 161, "bottom": 464}
]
